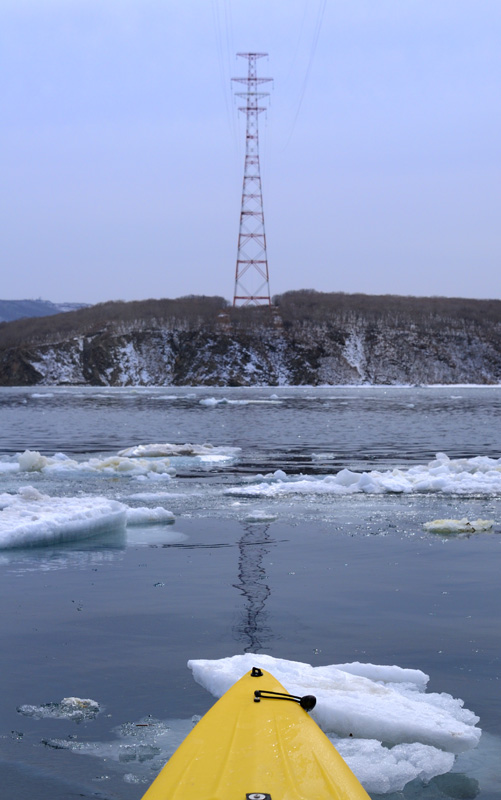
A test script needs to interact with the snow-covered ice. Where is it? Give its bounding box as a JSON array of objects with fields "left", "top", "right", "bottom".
[
  {"left": 312, "top": 452, "right": 338, "bottom": 461},
  {"left": 188, "top": 654, "right": 480, "bottom": 754},
  {"left": 0, "top": 443, "right": 240, "bottom": 479},
  {"left": 127, "top": 492, "right": 180, "bottom": 502},
  {"left": 199, "top": 397, "right": 282, "bottom": 407},
  {"left": 423, "top": 518, "right": 494, "bottom": 533},
  {"left": 243, "top": 509, "right": 278, "bottom": 523},
  {"left": 125, "top": 507, "right": 175, "bottom": 526},
  {"left": 332, "top": 737, "right": 454, "bottom": 794},
  {"left": 0, "top": 487, "right": 176, "bottom": 548},
  {"left": 188, "top": 654, "right": 480, "bottom": 792},
  {"left": 118, "top": 442, "right": 240, "bottom": 459},
  {"left": 0, "top": 449, "right": 176, "bottom": 480},
  {"left": 227, "top": 453, "right": 501, "bottom": 497},
  {"left": 18, "top": 697, "right": 101, "bottom": 721},
  {"left": 0, "top": 487, "right": 127, "bottom": 548},
  {"left": 118, "top": 442, "right": 240, "bottom": 468},
  {"left": 125, "top": 528, "right": 187, "bottom": 547}
]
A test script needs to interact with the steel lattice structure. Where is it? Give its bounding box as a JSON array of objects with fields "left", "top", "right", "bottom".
[{"left": 232, "top": 53, "right": 272, "bottom": 307}]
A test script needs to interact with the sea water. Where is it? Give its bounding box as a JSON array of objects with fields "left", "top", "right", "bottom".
[{"left": 0, "top": 385, "right": 500, "bottom": 799}]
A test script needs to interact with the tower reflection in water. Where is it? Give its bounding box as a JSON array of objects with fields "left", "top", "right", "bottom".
[{"left": 233, "top": 523, "right": 275, "bottom": 653}]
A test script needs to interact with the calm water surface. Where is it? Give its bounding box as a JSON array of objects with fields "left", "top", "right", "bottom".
[{"left": 1, "top": 386, "right": 500, "bottom": 799}]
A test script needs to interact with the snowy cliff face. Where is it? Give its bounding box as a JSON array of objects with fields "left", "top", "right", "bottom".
[{"left": 2, "top": 311, "right": 501, "bottom": 386}]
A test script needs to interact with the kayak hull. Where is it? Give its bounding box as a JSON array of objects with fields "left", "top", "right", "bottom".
[{"left": 141, "top": 667, "right": 370, "bottom": 800}]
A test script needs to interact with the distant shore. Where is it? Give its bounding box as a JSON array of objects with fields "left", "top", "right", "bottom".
[{"left": 1, "top": 290, "right": 500, "bottom": 386}]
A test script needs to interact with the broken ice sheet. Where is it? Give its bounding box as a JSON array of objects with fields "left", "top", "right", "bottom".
[
  {"left": 41, "top": 716, "right": 199, "bottom": 782},
  {"left": 188, "top": 654, "right": 481, "bottom": 795},
  {"left": 423, "top": 518, "right": 494, "bottom": 534},
  {"left": 18, "top": 697, "right": 101, "bottom": 721}
]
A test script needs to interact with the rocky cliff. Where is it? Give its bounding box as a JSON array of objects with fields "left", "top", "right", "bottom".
[{"left": 1, "top": 292, "right": 500, "bottom": 386}]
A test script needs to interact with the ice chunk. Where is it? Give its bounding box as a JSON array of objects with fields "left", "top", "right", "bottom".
[
  {"left": 127, "top": 492, "right": 178, "bottom": 502},
  {"left": 188, "top": 654, "right": 481, "bottom": 754},
  {"left": 0, "top": 488, "right": 127, "bottom": 548},
  {"left": 243, "top": 509, "right": 278, "bottom": 523},
  {"left": 423, "top": 518, "right": 494, "bottom": 533},
  {"left": 227, "top": 453, "right": 501, "bottom": 496},
  {"left": 18, "top": 697, "right": 101, "bottom": 721},
  {"left": 332, "top": 661, "right": 429, "bottom": 690},
  {"left": 199, "top": 397, "right": 221, "bottom": 407},
  {"left": 243, "top": 469, "right": 287, "bottom": 483},
  {"left": 118, "top": 442, "right": 240, "bottom": 459},
  {"left": 42, "top": 716, "right": 196, "bottom": 773},
  {"left": 125, "top": 507, "right": 175, "bottom": 526},
  {"left": 332, "top": 737, "right": 454, "bottom": 794},
  {"left": 15, "top": 449, "right": 175, "bottom": 480},
  {"left": 18, "top": 449, "right": 52, "bottom": 472},
  {"left": 18, "top": 485, "right": 45, "bottom": 501},
  {"left": 0, "top": 457, "right": 19, "bottom": 474},
  {"left": 273, "top": 469, "right": 287, "bottom": 480},
  {"left": 126, "top": 528, "right": 187, "bottom": 547},
  {"left": 199, "top": 397, "right": 282, "bottom": 406}
]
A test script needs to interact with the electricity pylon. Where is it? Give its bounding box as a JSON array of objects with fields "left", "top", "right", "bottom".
[{"left": 232, "top": 53, "right": 272, "bottom": 307}]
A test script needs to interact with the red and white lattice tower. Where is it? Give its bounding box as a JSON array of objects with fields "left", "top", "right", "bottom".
[{"left": 232, "top": 53, "right": 272, "bottom": 307}]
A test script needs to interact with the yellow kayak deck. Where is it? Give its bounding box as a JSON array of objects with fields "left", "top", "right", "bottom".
[{"left": 141, "top": 667, "right": 370, "bottom": 800}]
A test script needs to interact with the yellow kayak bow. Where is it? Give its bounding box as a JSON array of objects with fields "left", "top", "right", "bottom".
[{"left": 141, "top": 666, "right": 370, "bottom": 800}]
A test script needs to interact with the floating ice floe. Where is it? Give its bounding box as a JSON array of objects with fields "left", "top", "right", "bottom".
[
  {"left": 0, "top": 449, "right": 176, "bottom": 480},
  {"left": 42, "top": 716, "right": 197, "bottom": 775},
  {"left": 199, "top": 397, "right": 282, "bottom": 407},
  {"left": 188, "top": 653, "right": 481, "bottom": 794},
  {"left": 156, "top": 393, "right": 196, "bottom": 401},
  {"left": 18, "top": 697, "right": 101, "bottom": 721},
  {"left": 227, "top": 453, "right": 501, "bottom": 497},
  {"left": 0, "top": 488, "right": 176, "bottom": 548},
  {"left": 423, "top": 518, "right": 495, "bottom": 534},
  {"left": 118, "top": 442, "right": 240, "bottom": 465},
  {"left": 332, "top": 737, "right": 454, "bottom": 795},
  {"left": 126, "top": 529, "right": 186, "bottom": 548},
  {"left": 125, "top": 507, "right": 175, "bottom": 526},
  {"left": 127, "top": 492, "right": 180, "bottom": 502},
  {"left": 35, "top": 655, "right": 485, "bottom": 795},
  {"left": 243, "top": 509, "right": 278, "bottom": 523},
  {"left": 118, "top": 442, "right": 240, "bottom": 459},
  {"left": 0, "top": 487, "right": 127, "bottom": 549}
]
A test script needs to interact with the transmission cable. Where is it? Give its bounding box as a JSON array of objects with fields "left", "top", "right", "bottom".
[{"left": 281, "top": 0, "right": 328, "bottom": 150}]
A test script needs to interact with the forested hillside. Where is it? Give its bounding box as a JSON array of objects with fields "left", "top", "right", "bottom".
[{"left": 0, "top": 291, "right": 500, "bottom": 386}]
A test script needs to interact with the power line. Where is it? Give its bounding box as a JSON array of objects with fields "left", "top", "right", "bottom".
[
  {"left": 211, "top": 0, "right": 238, "bottom": 154},
  {"left": 281, "top": 0, "right": 328, "bottom": 149}
]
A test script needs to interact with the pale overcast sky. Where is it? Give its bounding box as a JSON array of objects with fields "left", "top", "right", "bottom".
[{"left": 1, "top": 1, "right": 500, "bottom": 304}]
